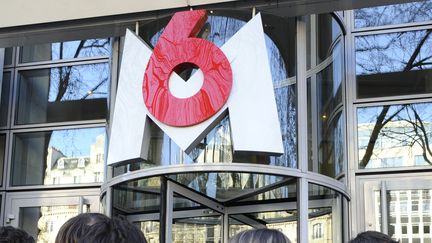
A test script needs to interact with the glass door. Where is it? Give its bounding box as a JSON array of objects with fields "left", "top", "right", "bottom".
[
  {"left": 362, "top": 177, "right": 432, "bottom": 243},
  {"left": 4, "top": 189, "right": 100, "bottom": 243}
]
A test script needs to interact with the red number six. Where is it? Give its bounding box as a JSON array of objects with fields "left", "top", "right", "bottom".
[{"left": 143, "top": 10, "right": 233, "bottom": 127}]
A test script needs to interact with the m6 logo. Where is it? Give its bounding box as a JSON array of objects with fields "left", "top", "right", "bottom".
[
  {"left": 108, "top": 10, "right": 284, "bottom": 165},
  {"left": 144, "top": 10, "right": 232, "bottom": 126}
]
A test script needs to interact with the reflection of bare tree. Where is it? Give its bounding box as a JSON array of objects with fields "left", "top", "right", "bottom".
[
  {"left": 42, "top": 39, "right": 109, "bottom": 183},
  {"left": 55, "top": 39, "right": 110, "bottom": 101},
  {"left": 399, "top": 106, "right": 432, "bottom": 164},
  {"left": 355, "top": 1, "right": 432, "bottom": 28},
  {"left": 357, "top": 28, "right": 432, "bottom": 167},
  {"left": 360, "top": 103, "right": 432, "bottom": 167}
]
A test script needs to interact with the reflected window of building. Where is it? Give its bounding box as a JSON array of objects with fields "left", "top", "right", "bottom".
[
  {"left": 356, "top": 29, "right": 432, "bottom": 99},
  {"left": 0, "top": 72, "right": 11, "bottom": 127},
  {"left": 19, "top": 38, "right": 111, "bottom": 63},
  {"left": 312, "top": 223, "right": 323, "bottom": 239},
  {"left": 357, "top": 102, "right": 432, "bottom": 169},
  {"left": 354, "top": 0, "right": 432, "bottom": 28},
  {"left": 11, "top": 127, "right": 105, "bottom": 186},
  {"left": 16, "top": 63, "right": 109, "bottom": 125}
]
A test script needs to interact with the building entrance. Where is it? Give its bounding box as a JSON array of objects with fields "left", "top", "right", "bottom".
[{"left": 104, "top": 164, "right": 347, "bottom": 243}]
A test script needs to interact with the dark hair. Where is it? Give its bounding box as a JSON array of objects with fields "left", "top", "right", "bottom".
[
  {"left": 78, "top": 217, "right": 147, "bottom": 243},
  {"left": 55, "top": 213, "right": 110, "bottom": 243},
  {"left": 349, "top": 231, "right": 399, "bottom": 243},
  {"left": 229, "top": 228, "right": 291, "bottom": 243},
  {"left": 0, "top": 226, "right": 35, "bottom": 243}
]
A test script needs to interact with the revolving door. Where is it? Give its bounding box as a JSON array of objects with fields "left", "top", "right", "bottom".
[{"left": 103, "top": 164, "right": 347, "bottom": 243}]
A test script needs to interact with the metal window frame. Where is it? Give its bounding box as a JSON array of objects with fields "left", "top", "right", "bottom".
[
  {"left": 352, "top": 96, "right": 432, "bottom": 174},
  {"left": 6, "top": 123, "right": 106, "bottom": 190},
  {"left": 350, "top": 22, "right": 432, "bottom": 105},
  {"left": 3, "top": 188, "right": 101, "bottom": 227},
  {"left": 345, "top": 7, "right": 432, "bottom": 237},
  {"left": 9, "top": 58, "right": 109, "bottom": 130}
]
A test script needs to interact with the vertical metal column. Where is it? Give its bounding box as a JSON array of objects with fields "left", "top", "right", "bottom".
[
  {"left": 160, "top": 177, "right": 173, "bottom": 243},
  {"left": 223, "top": 213, "right": 229, "bottom": 243},
  {"left": 380, "top": 181, "right": 388, "bottom": 234},
  {"left": 0, "top": 48, "right": 4, "bottom": 105},
  {"left": 160, "top": 177, "right": 168, "bottom": 243},
  {"left": 105, "top": 187, "right": 113, "bottom": 217},
  {"left": 297, "top": 15, "right": 309, "bottom": 243}
]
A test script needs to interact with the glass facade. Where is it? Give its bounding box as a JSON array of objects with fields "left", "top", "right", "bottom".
[
  {"left": 0, "top": 36, "right": 108, "bottom": 242},
  {"left": 0, "top": 0, "right": 431, "bottom": 242},
  {"left": 353, "top": 1, "right": 432, "bottom": 242}
]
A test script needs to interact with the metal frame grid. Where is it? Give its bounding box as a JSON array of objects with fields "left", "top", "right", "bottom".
[
  {"left": 345, "top": 4, "right": 432, "bottom": 237},
  {"left": 0, "top": 36, "right": 113, "bottom": 229}
]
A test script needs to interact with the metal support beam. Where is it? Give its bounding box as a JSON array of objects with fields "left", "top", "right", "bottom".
[
  {"left": 380, "top": 181, "right": 388, "bottom": 234},
  {"left": 168, "top": 179, "right": 224, "bottom": 214},
  {"left": 298, "top": 178, "right": 309, "bottom": 243},
  {"left": 224, "top": 178, "right": 295, "bottom": 204},
  {"left": 223, "top": 213, "right": 229, "bottom": 243},
  {"left": 230, "top": 215, "right": 266, "bottom": 229},
  {"left": 159, "top": 177, "right": 168, "bottom": 243}
]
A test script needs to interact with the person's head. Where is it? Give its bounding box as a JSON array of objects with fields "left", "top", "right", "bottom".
[
  {"left": 229, "top": 228, "right": 291, "bottom": 243},
  {"left": 349, "top": 231, "right": 399, "bottom": 243},
  {"left": 0, "top": 226, "right": 35, "bottom": 243},
  {"left": 55, "top": 213, "right": 110, "bottom": 243},
  {"left": 78, "top": 217, "right": 147, "bottom": 243}
]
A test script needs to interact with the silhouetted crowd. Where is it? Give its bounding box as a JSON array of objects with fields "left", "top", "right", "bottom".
[{"left": 0, "top": 213, "right": 400, "bottom": 242}]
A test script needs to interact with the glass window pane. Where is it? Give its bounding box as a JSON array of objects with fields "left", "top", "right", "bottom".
[
  {"left": 172, "top": 216, "right": 222, "bottom": 243},
  {"left": 19, "top": 205, "right": 81, "bottom": 242},
  {"left": 172, "top": 172, "right": 287, "bottom": 201},
  {"left": 308, "top": 183, "right": 343, "bottom": 243},
  {"left": 354, "top": 1, "right": 432, "bottom": 28},
  {"left": 358, "top": 102, "right": 432, "bottom": 169},
  {"left": 135, "top": 221, "right": 160, "bottom": 243},
  {"left": 356, "top": 30, "right": 432, "bottom": 99},
  {"left": 113, "top": 177, "right": 161, "bottom": 214},
  {"left": 4, "top": 47, "right": 13, "bottom": 66},
  {"left": 20, "top": 39, "right": 110, "bottom": 63},
  {"left": 0, "top": 134, "right": 5, "bottom": 186},
  {"left": 316, "top": 14, "right": 343, "bottom": 64},
  {"left": 229, "top": 211, "right": 298, "bottom": 242},
  {"left": 12, "top": 127, "right": 105, "bottom": 186},
  {"left": 1, "top": 72, "right": 11, "bottom": 127},
  {"left": 308, "top": 16, "right": 345, "bottom": 178},
  {"left": 16, "top": 63, "right": 108, "bottom": 125}
]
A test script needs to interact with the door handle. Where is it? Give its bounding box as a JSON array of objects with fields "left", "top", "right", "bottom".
[{"left": 6, "top": 214, "right": 15, "bottom": 224}]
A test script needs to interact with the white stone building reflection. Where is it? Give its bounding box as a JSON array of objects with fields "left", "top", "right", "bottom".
[{"left": 34, "top": 134, "right": 105, "bottom": 243}]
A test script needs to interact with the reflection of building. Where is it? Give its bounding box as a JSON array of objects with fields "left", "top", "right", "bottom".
[
  {"left": 36, "top": 135, "right": 104, "bottom": 242},
  {"left": 44, "top": 134, "right": 105, "bottom": 185},
  {"left": 36, "top": 205, "right": 79, "bottom": 243},
  {"left": 377, "top": 189, "right": 431, "bottom": 242},
  {"left": 358, "top": 121, "right": 432, "bottom": 168}
]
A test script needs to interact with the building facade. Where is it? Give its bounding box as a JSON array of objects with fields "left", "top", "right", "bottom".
[{"left": 0, "top": 0, "right": 431, "bottom": 242}]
